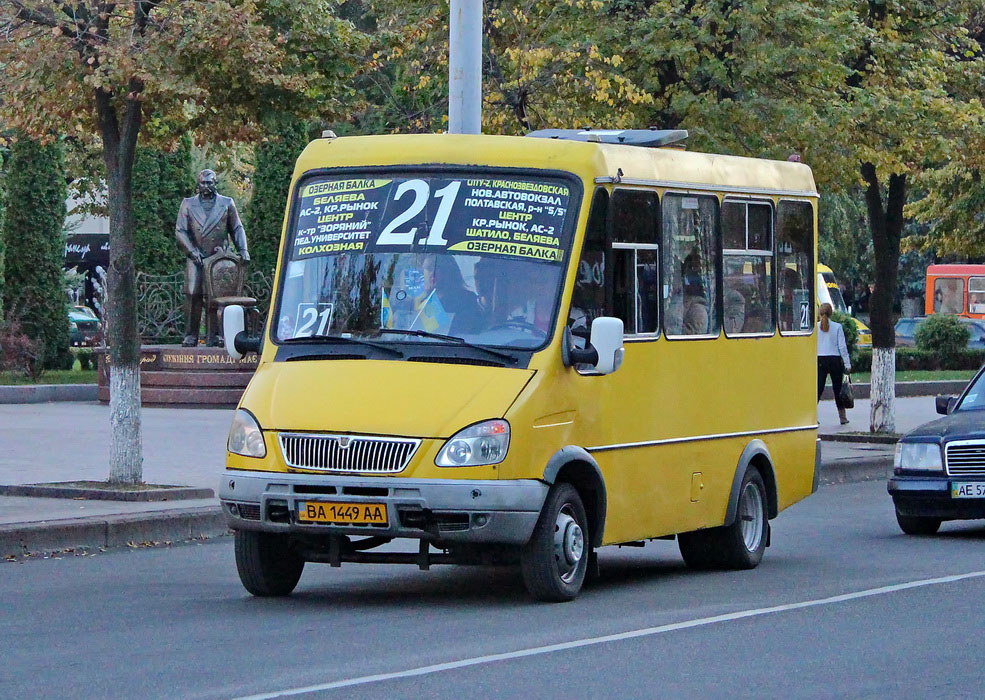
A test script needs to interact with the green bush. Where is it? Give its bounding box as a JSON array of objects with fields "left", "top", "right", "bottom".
[
  {"left": 915, "top": 314, "right": 970, "bottom": 357},
  {"left": 831, "top": 311, "right": 858, "bottom": 363},
  {"left": 854, "top": 347, "right": 985, "bottom": 372}
]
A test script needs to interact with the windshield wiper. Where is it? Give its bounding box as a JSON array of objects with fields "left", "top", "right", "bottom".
[
  {"left": 282, "top": 334, "right": 404, "bottom": 358},
  {"left": 376, "top": 329, "right": 518, "bottom": 365}
]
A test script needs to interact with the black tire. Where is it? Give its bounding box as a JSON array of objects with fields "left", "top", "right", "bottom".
[
  {"left": 234, "top": 530, "right": 305, "bottom": 596},
  {"left": 678, "top": 469, "right": 769, "bottom": 570},
  {"left": 520, "top": 483, "right": 589, "bottom": 602},
  {"left": 895, "top": 510, "right": 942, "bottom": 536}
]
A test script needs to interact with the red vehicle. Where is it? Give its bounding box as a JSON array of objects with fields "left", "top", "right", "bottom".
[{"left": 926, "top": 264, "right": 985, "bottom": 319}]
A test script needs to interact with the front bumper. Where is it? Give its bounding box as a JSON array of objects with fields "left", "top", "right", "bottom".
[
  {"left": 888, "top": 475, "right": 985, "bottom": 520},
  {"left": 219, "top": 469, "right": 549, "bottom": 545}
]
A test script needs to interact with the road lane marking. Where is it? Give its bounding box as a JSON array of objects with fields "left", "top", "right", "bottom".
[{"left": 233, "top": 569, "right": 985, "bottom": 699}]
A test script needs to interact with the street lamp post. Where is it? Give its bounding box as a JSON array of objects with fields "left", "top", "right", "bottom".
[{"left": 448, "top": 0, "right": 482, "bottom": 134}]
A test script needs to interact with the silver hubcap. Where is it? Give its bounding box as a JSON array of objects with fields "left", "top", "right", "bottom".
[
  {"left": 554, "top": 506, "right": 584, "bottom": 583},
  {"left": 739, "top": 482, "right": 765, "bottom": 551}
]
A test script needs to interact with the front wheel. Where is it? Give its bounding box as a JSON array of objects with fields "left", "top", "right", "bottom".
[
  {"left": 895, "top": 510, "right": 942, "bottom": 535},
  {"left": 678, "top": 468, "right": 768, "bottom": 570},
  {"left": 520, "top": 483, "right": 589, "bottom": 602},
  {"left": 234, "top": 530, "right": 305, "bottom": 596}
]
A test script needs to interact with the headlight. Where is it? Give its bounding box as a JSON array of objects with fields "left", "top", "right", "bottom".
[
  {"left": 894, "top": 441, "right": 942, "bottom": 471},
  {"left": 227, "top": 409, "right": 266, "bottom": 458},
  {"left": 436, "top": 419, "right": 510, "bottom": 467},
  {"left": 70, "top": 321, "right": 78, "bottom": 330}
]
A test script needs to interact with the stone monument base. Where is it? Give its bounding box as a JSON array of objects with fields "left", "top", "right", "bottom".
[{"left": 97, "top": 345, "right": 259, "bottom": 407}]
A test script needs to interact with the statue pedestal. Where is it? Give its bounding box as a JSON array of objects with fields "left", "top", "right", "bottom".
[{"left": 97, "top": 345, "right": 259, "bottom": 407}]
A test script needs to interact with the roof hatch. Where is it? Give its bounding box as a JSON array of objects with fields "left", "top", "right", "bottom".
[{"left": 526, "top": 128, "right": 688, "bottom": 148}]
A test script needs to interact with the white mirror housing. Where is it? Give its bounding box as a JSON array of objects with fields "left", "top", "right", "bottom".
[
  {"left": 223, "top": 305, "right": 246, "bottom": 360},
  {"left": 589, "top": 317, "right": 624, "bottom": 374}
]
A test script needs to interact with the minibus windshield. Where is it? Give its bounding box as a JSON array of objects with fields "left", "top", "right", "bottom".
[{"left": 274, "top": 173, "right": 577, "bottom": 350}]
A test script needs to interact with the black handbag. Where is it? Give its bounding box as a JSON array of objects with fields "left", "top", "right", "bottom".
[{"left": 840, "top": 375, "right": 855, "bottom": 409}]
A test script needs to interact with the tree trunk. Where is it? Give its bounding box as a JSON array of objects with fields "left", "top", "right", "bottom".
[
  {"left": 861, "top": 162, "right": 905, "bottom": 433},
  {"left": 98, "top": 89, "right": 144, "bottom": 484}
]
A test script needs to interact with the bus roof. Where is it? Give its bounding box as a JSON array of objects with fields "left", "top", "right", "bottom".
[
  {"left": 927, "top": 264, "right": 985, "bottom": 276},
  {"left": 294, "top": 134, "right": 818, "bottom": 199}
]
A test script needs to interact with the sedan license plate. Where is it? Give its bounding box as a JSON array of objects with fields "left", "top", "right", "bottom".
[
  {"left": 298, "top": 501, "right": 388, "bottom": 525},
  {"left": 951, "top": 482, "right": 985, "bottom": 499}
]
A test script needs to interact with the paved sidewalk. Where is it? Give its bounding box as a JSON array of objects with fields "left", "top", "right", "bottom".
[{"left": 0, "top": 397, "right": 944, "bottom": 556}]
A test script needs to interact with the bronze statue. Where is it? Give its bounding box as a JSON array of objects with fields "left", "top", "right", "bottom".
[{"left": 175, "top": 169, "right": 250, "bottom": 347}]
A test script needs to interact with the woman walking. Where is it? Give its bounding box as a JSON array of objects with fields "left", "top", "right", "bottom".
[{"left": 817, "top": 302, "right": 851, "bottom": 424}]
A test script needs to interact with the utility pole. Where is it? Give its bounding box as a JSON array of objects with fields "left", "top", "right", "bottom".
[{"left": 448, "top": 0, "right": 482, "bottom": 134}]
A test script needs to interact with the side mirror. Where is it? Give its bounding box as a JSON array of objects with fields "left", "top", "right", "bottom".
[
  {"left": 936, "top": 395, "right": 957, "bottom": 415},
  {"left": 223, "top": 305, "right": 261, "bottom": 360},
  {"left": 564, "top": 316, "right": 625, "bottom": 375}
]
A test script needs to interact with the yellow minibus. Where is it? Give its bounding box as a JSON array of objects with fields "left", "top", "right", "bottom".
[{"left": 220, "top": 129, "right": 820, "bottom": 601}]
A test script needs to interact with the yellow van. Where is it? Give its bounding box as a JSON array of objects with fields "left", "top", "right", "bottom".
[
  {"left": 220, "top": 130, "right": 820, "bottom": 601},
  {"left": 817, "top": 263, "right": 872, "bottom": 347}
]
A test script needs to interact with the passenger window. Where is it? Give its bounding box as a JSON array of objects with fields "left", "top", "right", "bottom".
[
  {"left": 662, "top": 194, "right": 719, "bottom": 337},
  {"left": 967, "top": 277, "right": 985, "bottom": 314},
  {"left": 722, "top": 200, "right": 774, "bottom": 336},
  {"left": 934, "top": 277, "right": 964, "bottom": 314},
  {"left": 568, "top": 189, "right": 608, "bottom": 340},
  {"left": 777, "top": 200, "right": 814, "bottom": 334},
  {"left": 610, "top": 190, "right": 659, "bottom": 336}
]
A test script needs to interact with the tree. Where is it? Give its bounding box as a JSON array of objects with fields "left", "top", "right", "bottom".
[
  {"left": 245, "top": 119, "right": 308, "bottom": 275},
  {"left": 1, "top": 136, "right": 70, "bottom": 370},
  {"left": 0, "top": 142, "right": 7, "bottom": 320},
  {"left": 832, "top": 1, "right": 985, "bottom": 432},
  {"left": 819, "top": 190, "right": 873, "bottom": 294},
  {"left": 132, "top": 139, "right": 192, "bottom": 276},
  {"left": 1, "top": 1, "right": 363, "bottom": 483},
  {"left": 358, "top": 0, "right": 650, "bottom": 135}
]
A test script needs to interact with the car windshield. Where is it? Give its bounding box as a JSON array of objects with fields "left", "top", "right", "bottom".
[
  {"left": 274, "top": 173, "right": 576, "bottom": 350},
  {"left": 821, "top": 272, "right": 847, "bottom": 313},
  {"left": 958, "top": 371, "right": 985, "bottom": 411}
]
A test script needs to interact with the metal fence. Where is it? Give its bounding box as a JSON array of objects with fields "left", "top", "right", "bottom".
[{"left": 136, "top": 270, "right": 273, "bottom": 344}]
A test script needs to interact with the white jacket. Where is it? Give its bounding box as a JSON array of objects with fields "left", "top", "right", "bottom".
[{"left": 817, "top": 320, "right": 851, "bottom": 371}]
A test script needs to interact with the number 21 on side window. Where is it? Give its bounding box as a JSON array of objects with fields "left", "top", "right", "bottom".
[{"left": 294, "top": 303, "right": 334, "bottom": 338}]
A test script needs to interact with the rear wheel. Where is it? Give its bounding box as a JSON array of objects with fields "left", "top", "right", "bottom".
[
  {"left": 895, "top": 509, "right": 942, "bottom": 535},
  {"left": 520, "top": 483, "right": 589, "bottom": 602},
  {"left": 234, "top": 530, "right": 305, "bottom": 596},
  {"left": 678, "top": 468, "right": 768, "bottom": 570}
]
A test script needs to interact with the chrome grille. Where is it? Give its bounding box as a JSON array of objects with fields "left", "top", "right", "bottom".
[
  {"left": 279, "top": 433, "right": 419, "bottom": 474},
  {"left": 945, "top": 440, "right": 985, "bottom": 477}
]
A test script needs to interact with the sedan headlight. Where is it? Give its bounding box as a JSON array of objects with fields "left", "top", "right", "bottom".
[
  {"left": 894, "top": 441, "right": 942, "bottom": 471},
  {"left": 227, "top": 409, "right": 266, "bottom": 458},
  {"left": 436, "top": 419, "right": 510, "bottom": 467}
]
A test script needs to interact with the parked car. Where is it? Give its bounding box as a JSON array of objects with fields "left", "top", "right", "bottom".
[
  {"left": 888, "top": 367, "right": 985, "bottom": 534},
  {"left": 894, "top": 316, "right": 985, "bottom": 349},
  {"left": 69, "top": 306, "right": 101, "bottom": 347}
]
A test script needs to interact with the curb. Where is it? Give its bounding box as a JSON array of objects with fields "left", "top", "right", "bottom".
[
  {"left": 0, "top": 483, "right": 215, "bottom": 502},
  {"left": 0, "top": 384, "right": 98, "bottom": 404},
  {"left": 820, "top": 380, "right": 967, "bottom": 401},
  {"left": 0, "top": 506, "right": 228, "bottom": 558},
  {"left": 819, "top": 456, "right": 892, "bottom": 485},
  {"left": 820, "top": 433, "right": 900, "bottom": 444}
]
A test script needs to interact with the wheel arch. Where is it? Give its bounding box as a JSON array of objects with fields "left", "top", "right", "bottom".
[
  {"left": 543, "top": 446, "right": 607, "bottom": 548},
  {"left": 725, "top": 440, "right": 778, "bottom": 525}
]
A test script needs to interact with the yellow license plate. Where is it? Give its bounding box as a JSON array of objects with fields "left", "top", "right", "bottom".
[{"left": 298, "top": 501, "right": 388, "bottom": 525}]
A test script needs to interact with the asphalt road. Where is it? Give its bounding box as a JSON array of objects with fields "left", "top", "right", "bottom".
[{"left": 2, "top": 481, "right": 984, "bottom": 700}]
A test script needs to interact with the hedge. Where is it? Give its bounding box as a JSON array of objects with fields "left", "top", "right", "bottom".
[
  {"left": 1, "top": 137, "right": 71, "bottom": 370},
  {"left": 854, "top": 347, "right": 985, "bottom": 372},
  {"left": 245, "top": 119, "right": 309, "bottom": 275}
]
